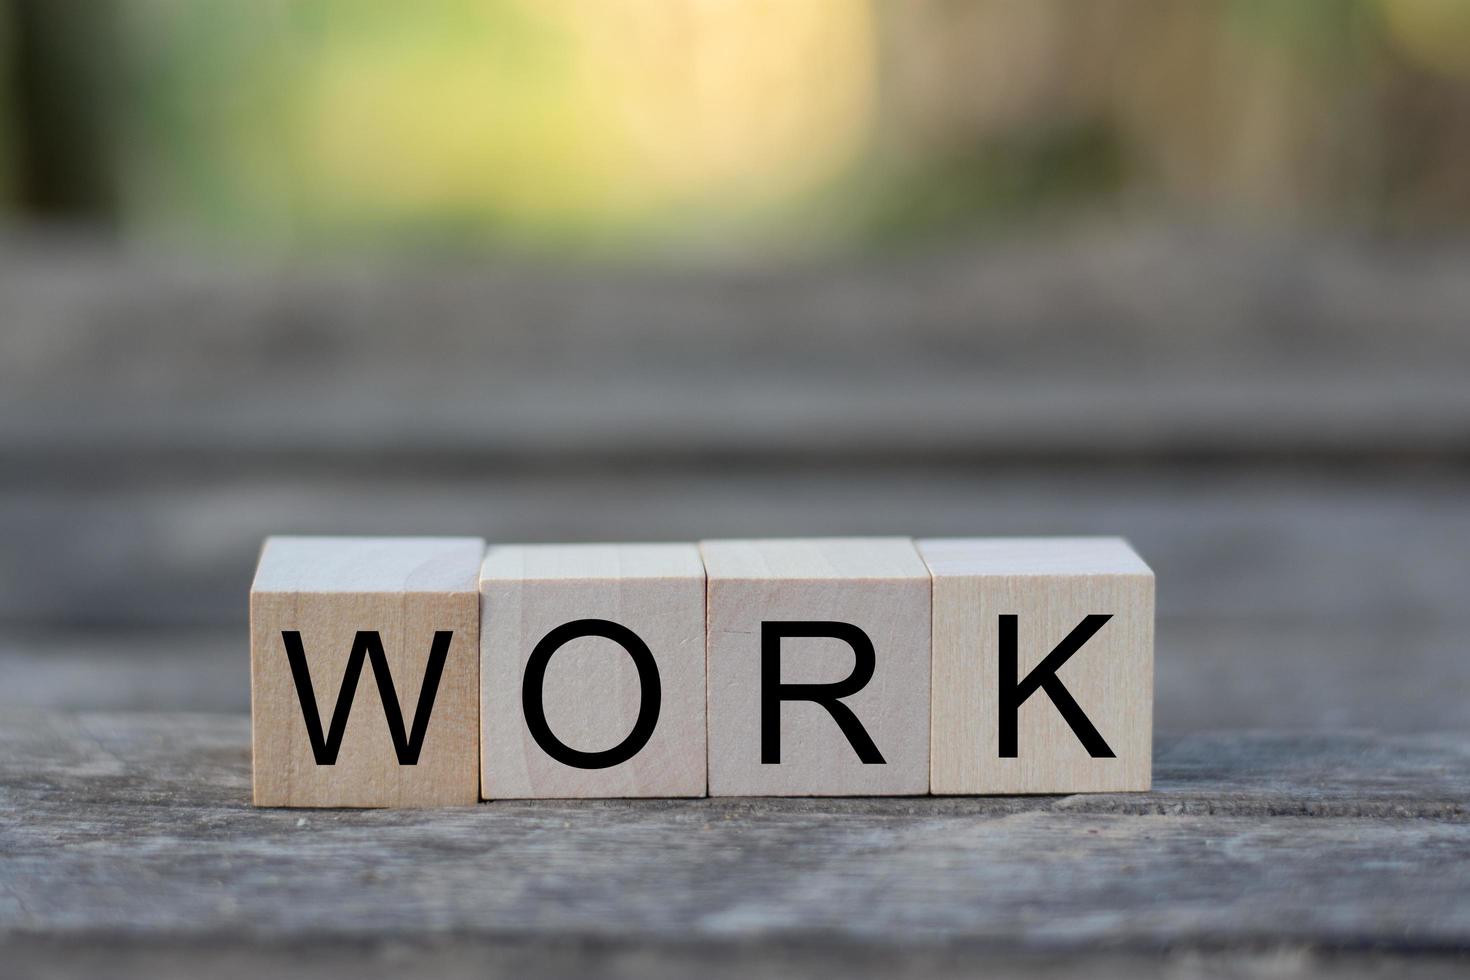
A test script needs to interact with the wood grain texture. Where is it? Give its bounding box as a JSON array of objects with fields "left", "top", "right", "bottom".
[
  {"left": 6, "top": 468, "right": 1467, "bottom": 631},
  {"left": 7, "top": 227, "right": 1470, "bottom": 478},
  {"left": 920, "top": 537, "right": 1154, "bottom": 794},
  {"left": 13, "top": 942, "right": 1469, "bottom": 980},
  {"left": 6, "top": 234, "right": 1470, "bottom": 636},
  {"left": 3, "top": 711, "right": 1469, "bottom": 974},
  {"left": 480, "top": 544, "right": 706, "bottom": 798},
  {"left": 250, "top": 536, "right": 483, "bottom": 806},
  {"left": 701, "top": 538, "right": 931, "bottom": 796}
]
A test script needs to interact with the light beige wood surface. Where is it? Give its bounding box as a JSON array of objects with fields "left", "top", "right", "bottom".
[
  {"left": 701, "top": 538, "right": 931, "bottom": 796},
  {"left": 480, "top": 543, "right": 706, "bottom": 798},
  {"left": 250, "top": 536, "right": 483, "bottom": 806},
  {"left": 919, "top": 537, "right": 1153, "bottom": 794}
]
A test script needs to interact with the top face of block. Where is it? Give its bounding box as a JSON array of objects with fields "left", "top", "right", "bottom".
[
  {"left": 916, "top": 537, "right": 1153, "bottom": 579},
  {"left": 252, "top": 537, "right": 485, "bottom": 595},
  {"left": 700, "top": 537, "right": 930, "bottom": 581},
  {"left": 481, "top": 543, "right": 705, "bottom": 583}
]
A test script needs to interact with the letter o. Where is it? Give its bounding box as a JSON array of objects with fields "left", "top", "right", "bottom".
[{"left": 521, "top": 619, "right": 661, "bottom": 769}]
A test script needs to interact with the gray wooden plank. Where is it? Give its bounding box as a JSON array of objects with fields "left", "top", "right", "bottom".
[
  {"left": 5, "top": 712, "right": 1465, "bottom": 815},
  {"left": 5, "top": 230, "right": 1470, "bottom": 637},
  {"left": 1, "top": 713, "right": 1467, "bottom": 957},
  {"left": 6, "top": 227, "right": 1470, "bottom": 376},
  {"left": 4, "top": 938, "right": 1467, "bottom": 980},
  {"left": 7, "top": 363, "right": 1470, "bottom": 466},
  {"left": 0, "top": 629, "right": 247, "bottom": 713},
  {"left": 3, "top": 227, "right": 1470, "bottom": 466},
  {"left": 4, "top": 469, "right": 1467, "bottom": 627}
]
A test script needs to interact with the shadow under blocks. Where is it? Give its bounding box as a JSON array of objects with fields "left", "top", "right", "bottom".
[{"left": 248, "top": 536, "right": 1153, "bottom": 805}]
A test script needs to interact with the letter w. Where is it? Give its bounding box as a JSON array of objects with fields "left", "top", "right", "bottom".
[{"left": 282, "top": 630, "right": 452, "bottom": 765}]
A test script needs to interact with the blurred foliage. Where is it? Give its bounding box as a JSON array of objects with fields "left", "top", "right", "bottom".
[
  {"left": 4, "top": 2, "right": 123, "bottom": 218},
  {"left": 113, "top": 0, "right": 874, "bottom": 251},
  {"left": 4, "top": 0, "right": 1470, "bottom": 252},
  {"left": 1381, "top": 0, "right": 1470, "bottom": 78},
  {"left": 0, "top": 6, "right": 12, "bottom": 211}
]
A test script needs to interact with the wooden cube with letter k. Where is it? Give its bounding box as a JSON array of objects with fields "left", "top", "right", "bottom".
[
  {"left": 250, "top": 536, "right": 483, "bottom": 807},
  {"left": 919, "top": 538, "right": 1154, "bottom": 794}
]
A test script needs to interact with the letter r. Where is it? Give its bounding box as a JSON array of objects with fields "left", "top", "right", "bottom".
[{"left": 761, "top": 621, "right": 886, "bottom": 765}]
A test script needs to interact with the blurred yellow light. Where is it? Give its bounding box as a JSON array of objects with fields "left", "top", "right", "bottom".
[
  {"left": 294, "top": 0, "right": 875, "bottom": 232},
  {"left": 1380, "top": 0, "right": 1470, "bottom": 78}
]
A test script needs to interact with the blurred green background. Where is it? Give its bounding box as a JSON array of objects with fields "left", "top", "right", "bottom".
[{"left": 5, "top": 0, "right": 1470, "bottom": 256}]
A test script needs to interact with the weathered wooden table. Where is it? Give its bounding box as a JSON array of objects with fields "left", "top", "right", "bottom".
[
  {"left": 2, "top": 228, "right": 1468, "bottom": 976},
  {"left": 3, "top": 710, "right": 1468, "bottom": 978}
]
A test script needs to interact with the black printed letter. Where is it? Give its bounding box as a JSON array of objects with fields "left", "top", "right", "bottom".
[
  {"left": 522, "top": 619, "right": 661, "bottom": 770},
  {"left": 998, "top": 614, "right": 1115, "bottom": 758},
  {"left": 283, "top": 629, "right": 452, "bottom": 766},
  {"left": 761, "top": 621, "right": 885, "bottom": 765}
]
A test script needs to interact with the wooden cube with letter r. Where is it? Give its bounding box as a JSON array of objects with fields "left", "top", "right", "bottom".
[
  {"left": 250, "top": 536, "right": 483, "bottom": 807},
  {"left": 919, "top": 537, "right": 1154, "bottom": 794},
  {"left": 702, "top": 537, "right": 931, "bottom": 796}
]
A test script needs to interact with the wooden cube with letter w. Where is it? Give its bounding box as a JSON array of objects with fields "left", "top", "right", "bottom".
[{"left": 250, "top": 537, "right": 483, "bottom": 807}]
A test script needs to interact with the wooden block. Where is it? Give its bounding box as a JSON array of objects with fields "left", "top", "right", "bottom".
[
  {"left": 918, "top": 537, "right": 1154, "bottom": 794},
  {"left": 480, "top": 543, "right": 706, "bottom": 798},
  {"left": 702, "top": 537, "right": 931, "bottom": 796},
  {"left": 250, "top": 536, "right": 483, "bottom": 807}
]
